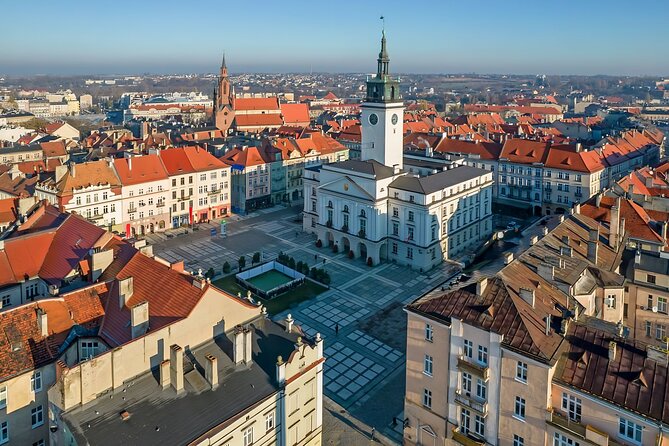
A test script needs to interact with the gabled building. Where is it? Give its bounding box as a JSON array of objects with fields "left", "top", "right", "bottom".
[{"left": 220, "top": 145, "right": 273, "bottom": 213}]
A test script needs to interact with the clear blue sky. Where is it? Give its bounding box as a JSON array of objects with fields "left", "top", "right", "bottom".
[{"left": 2, "top": 0, "right": 668, "bottom": 76}]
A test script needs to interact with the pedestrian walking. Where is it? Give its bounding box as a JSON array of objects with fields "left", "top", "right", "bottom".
[{"left": 335, "top": 323, "right": 339, "bottom": 335}]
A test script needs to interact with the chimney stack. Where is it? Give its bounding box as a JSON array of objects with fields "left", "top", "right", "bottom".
[
  {"left": 542, "top": 226, "right": 549, "bottom": 236},
  {"left": 573, "top": 203, "right": 581, "bottom": 214},
  {"left": 596, "top": 194, "right": 602, "bottom": 207},
  {"left": 545, "top": 315, "right": 552, "bottom": 335},
  {"left": 476, "top": 278, "right": 488, "bottom": 296},
  {"left": 69, "top": 162, "right": 76, "bottom": 178},
  {"left": 537, "top": 263, "right": 555, "bottom": 282},
  {"left": 587, "top": 228, "right": 599, "bottom": 264},
  {"left": 233, "top": 325, "right": 244, "bottom": 365},
  {"left": 128, "top": 156, "right": 132, "bottom": 171},
  {"left": 608, "top": 341, "right": 617, "bottom": 362},
  {"left": 627, "top": 184, "right": 634, "bottom": 199},
  {"left": 530, "top": 235, "right": 539, "bottom": 245},
  {"left": 610, "top": 202, "right": 620, "bottom": 249},
  {"left": 519, "top": 288, "right": 535, "bottom": 308},
  {"left": 204, "top": 354, "right": 219, "bottom": 390},
  {"left": 37, "top": 308, "right": 48, "bottom": 337},
  {"left": 118, "top": 276, "right": 134, "bottom": 308},
  {"left": 130, "top": 301, "right": 149, "bottom": 339},
  {"left": 170, "top": 344, "right": 184, "bottom": 394},
  {"left": 159, "top": 360, "right": 170, "bottom": 389},
  {"left": 619, "top": 218, "right": 626, "bottom": 249},
  {"left": 244, "top": 326, "right": 253, "bottom": 365},
  {"left": 504, "top": 252, "right": 514, "bottom": 265}
]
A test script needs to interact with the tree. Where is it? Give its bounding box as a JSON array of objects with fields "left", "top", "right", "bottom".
[
  {"left": 288, "top": 257, "right": 296, "bottom": 270},
  {"left": 296, "top": 261, "right": 304, "bottom": 272},
  {"left": 206, "top": 267, "right": 215, "bottom": 279},
  {"left": 222, "top": 261, "right": 231, "bottom": 274},
  {"left": 252, "top": 252, "right": 261, "bottom": 265},
  {"left": 238, "top": 256, "right": 246, "bottom": 271}
]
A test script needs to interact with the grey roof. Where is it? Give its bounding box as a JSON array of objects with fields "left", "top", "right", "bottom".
[
  {"left": 329, "top": 159, "right": 396, "bottom": 179},
  {"left": 0, "top": 144, "right": 43, "bottom": 155},
  {"left": 623, "top": 249, "right": 669, "bottom": 279},
  {"left": 62, "top": 318, "right": 307, "bottom": 445},
  {"left": 389, "top": 165, "right": 488, "bottom": 195}
]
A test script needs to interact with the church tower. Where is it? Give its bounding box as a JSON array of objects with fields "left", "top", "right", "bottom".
[
  {"left": 360, "top": 30, "right": 404, "bottom": 169},
  {"left": 214, "top": 53, "right": 235, "bottom": 134}
]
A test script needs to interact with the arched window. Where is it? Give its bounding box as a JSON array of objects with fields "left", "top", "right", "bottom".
[
  {"left": 343, "top": 205, "right": 349, "bottom": 213},
  {"left": 327, "top": 200, "right": 333, "bottom": 208},
  {"left": 360, "top": 209, "right": 366, "bottom": 218},
  {"left": 391, "top": 86, "right": 395, "bottom": 99}
]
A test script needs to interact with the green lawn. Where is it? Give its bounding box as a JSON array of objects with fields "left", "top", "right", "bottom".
[{"left": 212, "top": 274, "right": 327, "bottom": 315}]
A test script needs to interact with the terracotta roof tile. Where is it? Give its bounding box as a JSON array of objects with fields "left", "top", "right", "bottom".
[{"left": 113, "top": 155, "right": 168, "bottom": 185}]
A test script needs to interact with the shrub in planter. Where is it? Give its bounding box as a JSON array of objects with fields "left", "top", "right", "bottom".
[
  {"left": 222, "top": 261, "right": 231, "bottom": 274},
  {"left": 348, "top": 250, "right": 354, "bottom": 259},
  {"left": 367, "top": 257, "right": 373, "bottom": 266},
  {"left": 206, "top": 267, "right": 215, "bottom": 279},
  {"left": 302, "top": 263, "right": 310, "bottom": 275},
  {"left": 296, "top": 261, "right": 303, "bottom": 272},
  {"left": 288, "top": 258, "right": 296, "bottom": 269},
  {"left": 252, "top": 252, "right": 261, "bottom": 264},
  {"left": 310, "top": 267, "right": 318, "bottom": 278},
  {"left": 322, "top": 272, "right": 331, "bottom": 285},
  {"left": 332, "top": 244, "right": 339, "bottom": 253},
  {"left": 315, "top": 239, "right": 322, "bottom": 248}
]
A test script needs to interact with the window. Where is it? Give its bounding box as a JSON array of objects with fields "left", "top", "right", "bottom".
[
  {"left": 407, "top": 226, "right": 414, "bottom": 240},
  {"left": 659, "top": 296, "right": 667, "bottom": 313},
  {"left": 478, "top": 346, "right": 488, "bottom": 366},
  {"left": 514, "top": 397, "right": 526, "bottom": 420},
  {"left": 646, "top": 321, "right": 652, "bottom": 337},
  {"left": 554, "top": 432, "right": 580, "bottom": 446},
  {"left": 424, "top": 355, "right": 433, "bottom": 376},
  {"left": 408, "top": 210, "right": 414, "bottom": 222},
  {"left": 33, "top": 440, "right": 45, "bottom": 446},
  {"left": 0, "top": 421, "right": 6, "bottom": 445},
  {"left": 423, "top": 388, "right": 432, "bottom": 409},
  {"left": 407, "top": 247, "right": 413, "bottom": 259},
  {"left": 1, "top": 295, "right": 10, "bottom": 308},
  {"left": 619, "top": 417, "right": 642, "bottom": 444},
  {"left": 460, "top": 408, "right": 471, "bottom": 434},
  {"left": 464, "top": 340, "right": 473, "bottom": 358},
  {"left": 516, "top": 361, "right": 528, "bottom": 383},
  {"left": 648, "top": 295, "right": 654, "bottom": 308},
  {"left": 606, "top": 294, "right": 616, "bottom": 309},
  {"left": 392, "top": 222, "right": 399, "bottom": 236},
  {"left": 656, "top": 323, "right": 666, "bottom": 341},
  {"left": 425, "top": 324, "right": 433, "bottom": 342},
  {"left": 31, "top": 405, "right": 44, "bottom": 428},
  {"left": 476, "top": 378, "right": 486, "bottom": 400},
  {"left": 647, "top": 274, "right": 657, "bottom": 284},
  {"left": 81, "top": 341, "right": 99, "bottom": 359},
  {"left": 0, "top": 387, "right": 5, "bottom": 409},
  {"left": 31, "top": 371, "right": 42, "bottom": 393},
  {"left": 474, "top": 414, "right": 485, "bottom": 436},
  {"left": 265, "top": 412, "right": 275, "bottom": 432},
  {"left": 561, "top": 393, "right": 582, "bottom": 422},
  {"left": 392, "top": 242, "right": 398, "bottom": 254},
  {"left": 513, "top": 435, "right": 524, "bottom": 446},
  {"left": 462, "top": 372, "right": 472, "bottom": 393},
  {"left": 392, "top": 207, "right": 398, "bottom": 218},
  {"left": 242, "top": 426, "right": 253, "bottom": 446}
]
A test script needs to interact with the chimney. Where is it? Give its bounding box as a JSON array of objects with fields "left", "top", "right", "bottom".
[
  {"left": 204, "top": 354, "right": 218, "bottom": 390},
  {"left": 118, "top": 276, "right": 134, "bottom": 308},
  {"left": 170, "top": 344, "right": 184, "bottom": 394},
  {"left": 542, "top": 226, "right": 549, "bottom": 236},
  {"left": 559, "top": 215, "right": 565, "bottom": 223},
  {"left": 608, "top": 341, "right": 617, "bottom": 362},
  {"left": 530, "top": 235, "right": 539, "bottom": 245},
  {"left": 159, "top": 359, "right": 170, "bottom": 389},
  {"left": 661, "top": 221, "right": 668, "bottom": 241},
  {"left": 285, "top": 314, "right": 294, "bottom": 333},
  {"left": 37, "top": 308, "right": 48, "bottom": 337},
  {"left": 619, "top": 218, "right": 626, "bottom": 248},
  {"left": 233, "top": 325, "right": 244, "bottom": 365},
  {"left": 575, "top": 142, "right": 582, "bottom": 152},
  {"left": 574, "top": 305, "right": 580, "bottom": 321},
  {"left": 545, "top": 314, "right": 552, "bottom": 336},
  {"left": 610, "top": 203, "right": 620, "bottom": 249},
  {"left": 128, "top": 156, "right": 132, "bottom": 171},
  {"left": 573, "top": 203, "right": 581, "bottom": 214},
  {"left": 69, "top": 162, "right": 76, "bottom": 178},
  {"left": 130, "top": 301, "right": 149, "bottom": 339},
  {"left": 595, "top": 194, "right": 602, "bottom": 207},
  {"left": 476, "top": 278, "right": 488, "bottom": 296},
  {"left": 538, "top": 263, "right": 555, "bottom": 282},
  {"left": 587, "top": 228, "right": 599, "bottom": 264},
  {"left": 244, "top": 327, "right": 253, "bottom": 365},
  {"left": 91, "top": 248, "right": 114, "bottom": 282},
  {"left": 504, "top": 252, "right": 514, "bottom": 265},
  {"left": 627, "top": 184, "right": 634, "bottom": 199},
  {"left": 519, "top": 288, "right": 535, "bottom": 308}
]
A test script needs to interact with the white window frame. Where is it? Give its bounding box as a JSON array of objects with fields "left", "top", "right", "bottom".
[
  {"left": 618, "top": 417, "right": 642, "bottom": 444},
  {"left": 516, "top": 361, "right": 528, "bottom": 383},
  {"left": 423, "top": 388, "right": 432, "bottom": 409},
  {"left": 463, "top": 340, "right": 473, "bottom": 358},
  {"left": 242, "top": 426, "right": 253, "bottom": 446},
  {"left": 477, "top": 345, "right": 488, "bottom": 366},
  {"left": 423, "top": 354, "right": 433, "bottom": 376},
  {"left": 425, "top": 323, "right": 433, "bottom": 342},
  {"left": 513, "top": 434, "right": 524, "bottom": 446},
  {"left": 31, "top": 405, "right": 44, "bottom": 428},
  {"left": 265, "top": 412, "right": 275, "bottom": 432},
  {"left": 514, "top": 396, "right": 526, "bottom": 421},
  {"left": 0, "top": 421, "right": 7, "bottom": 445},
  {"left": 0, "top": 386, "right": 6, "bottom": 409},
  {"left": 561, "top": 393, "right": 582, "bottom": 422},
  {"left": 31, "top": 371, "right": 42, "bottom": 393}
]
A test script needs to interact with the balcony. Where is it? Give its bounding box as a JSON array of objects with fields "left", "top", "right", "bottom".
[
  {"left": 451, "top": 428, "right": 485, "bottom": 446},
  {"left": 89, "top": 214, "right": 103, "bottom": 221},
  {"left": 156, "top": 202, "right": 165, "bottom": 207},
  {"left": 546, "top": 409, "right": 625, "bottom": 446},
  {"left": 208, "top": 189, "right": 220, "bottom": 195},
  {"left": 575, "top": 192, "right": 583, "bottom": 198},
  {"left": 454, "top": 390, "right": 488, "bottom": 416},
  {"left": 178, "top": 195, "right": 191, "bottom": 201},
  {"left": 127, "top": 207, "right": 137, "bottom": 214},
  {"left": 457, "top": 356, "right": 489, "bottom": 380}
]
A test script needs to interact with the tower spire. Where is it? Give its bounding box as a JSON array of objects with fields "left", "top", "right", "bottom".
[
  {"left": 221, "top": 52, "right": 227, "bottom": 70},
  {"left": 377, "top": 19, "right": 390, "bottom": 78}
]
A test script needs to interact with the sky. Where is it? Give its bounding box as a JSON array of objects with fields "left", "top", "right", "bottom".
[{"left": 2, "top": 0, "right": 669, "bottom": 76}]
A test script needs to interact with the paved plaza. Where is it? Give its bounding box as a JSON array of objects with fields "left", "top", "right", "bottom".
[{"left": 146, "top": 206, "right": 460, "bottom": 443}]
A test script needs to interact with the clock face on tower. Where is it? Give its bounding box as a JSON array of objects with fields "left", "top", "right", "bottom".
[
  {"left": 391, "top": 114, "right": 399, "bottom": 125},
  {"left": 369, "top": 113, "right": 378, "bottom": 125}
]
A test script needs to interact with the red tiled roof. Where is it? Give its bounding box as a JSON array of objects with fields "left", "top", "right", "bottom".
[
  {"left": 159, "top": 146, "right": 226, "bottom": 175},
  {"left": 323, "top": 92, "right": 338, "bottom": 100},
  {"left": 113, "top": 155, "right": 169, "bottom": 186},
  {"left": 0, "top": 285, "right": 107, "bottom": 382},
  {"left": 500, "top": 139, "right": 550, "bottom": 164},
  {"left": 41, "top": 140, "right": 67, "bottom": 157},
  {"left": 435, "top": 138, "right": 502, "bottom": 160},
  {"left": 580, "top": 196, "right": 665, "bottom": 244},
  {"left": 280, "top": 103, "right": 310, "bottom": 125},
  {"left": 234, "top": 97, "right": 280, "bottom": 111},
  {"left": 0, "top": 198, "right": 18, "bottom": 223},
  {"left": 544, "top": 146, "right": 605, "bottom": 173},
  {"left": 220, "top": 146, "right": 270, "bottom": 168},
  {"left": 235, "top": 113, "right": 283, "bottom": 127}
]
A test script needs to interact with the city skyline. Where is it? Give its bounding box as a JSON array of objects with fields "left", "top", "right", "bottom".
[{"left": 3, "top": 0, "right": 669, "bottom": 76}]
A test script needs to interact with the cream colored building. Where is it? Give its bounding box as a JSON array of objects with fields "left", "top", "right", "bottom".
[{"left": 0, "top": 206, "right": 323, "bottom": 446}]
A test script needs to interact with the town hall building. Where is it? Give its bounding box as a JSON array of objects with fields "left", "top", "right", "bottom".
[{"left": 303, "top": 31, "right": 493, "bottom": 270}]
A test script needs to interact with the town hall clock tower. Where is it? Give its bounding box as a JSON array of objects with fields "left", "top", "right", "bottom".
[{"left": 360, "top": 30, "right": 405, "bottom": 169}]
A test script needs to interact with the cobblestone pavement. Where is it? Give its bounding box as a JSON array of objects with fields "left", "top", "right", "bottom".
[{"left": 145, "top": 206, "right": 459, "bottom": 442}]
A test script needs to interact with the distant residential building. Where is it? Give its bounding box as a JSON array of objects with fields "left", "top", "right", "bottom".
[
  {"left": 280, "top": 103, "right": 311, "bottom": 127},
  {"left": 79, "top": 94, "right": 93, "bottom": 110},
  {"left": 42, "top": 121, "right": 80, "bottom": 140}
]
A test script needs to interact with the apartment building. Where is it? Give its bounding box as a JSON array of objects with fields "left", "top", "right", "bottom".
[
  {"left": 404, "top": 271, "right": 669, "bottom": 446},
  {"left": 159, "top": 146, "right": 231, "bottom": 227},
  {"left": 0, "top": 206, "right": 324, "bottom": 446},
  {"left": 34, "top": 160, "right": 123, "bottom": 229},
  {"left": 220, "top": 145, "right": 273, "bottom": 213},
  {"left": 113, "top": 155, "right": 170, "bottom": 236}
]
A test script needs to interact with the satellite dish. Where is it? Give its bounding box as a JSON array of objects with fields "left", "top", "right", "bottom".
[{"left": 497, "top": 231, "right": 505, "bottom": 239}]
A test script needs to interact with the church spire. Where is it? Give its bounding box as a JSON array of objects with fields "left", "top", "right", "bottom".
[
  {"left": 221, "top": 52, "right": 227, "bottom": 70},
  {"left": 377, "top": 27, "right": 390, "bottom": 78}
]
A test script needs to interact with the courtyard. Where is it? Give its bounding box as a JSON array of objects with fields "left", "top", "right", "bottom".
[{"left": 145, "top": 205, "right": 460, "bottom": 443}]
